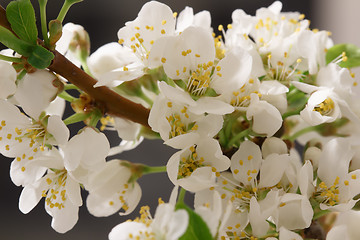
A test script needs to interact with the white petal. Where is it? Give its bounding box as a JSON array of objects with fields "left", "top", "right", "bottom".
[
  {"left": 14, "top": 70, "right": 59, "bottom": 119},
  {"left": 279, "top": 227, "right": 303, "bottom": 240},
  {"left": 19, "top": 177, "right": 48, "bottom": 213},
  {"left": 109, "top": 222, "right": 148, "bottom": 240},
  {"left": 231, "top": 140, "right": 262, "bottom": 185},
  {"left": 47, "top": 115, "right": 69, "bottom": 145},
  {"left": 63, "top": 127, "right": 109, "bottom": 172},
  {"left": 249, "top": 197, "right": 269, "bottom": 238},
  {"left": 261, "top": 137, "right": 288, "bottom": 158},
  {"left": 259, "top": 154, "right": 289, "bottom": 188},
  {"left": 0, "top": 61, "right": 17, "bottom": 99}
]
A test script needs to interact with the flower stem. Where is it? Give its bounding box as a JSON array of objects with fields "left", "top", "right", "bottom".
[
  {"left": 143, "top": 165, "right": 167, "bottom": 174},
  {"left": 57, "top": 0, "right": 83, "bottom": 23},
  {"left": 227, "top": 128, "right": 250, "bottom": 148},
  {"left": 64, "top": 84, "right": 79, "bottom": 90},
  {"left": 0, "top": 53, "right": 22, "bottom": 63},
  {"left": 38, "top": 0, "right": 50, "bottom": 46},
  {"left": 58, "top": 91, "right": 75, "bottom": 102},
  {"left": 283, "top": 125, "right": 318, "bottom": 142},
  {"left": 177, "top": 187, "right": 186, "bottom": 204},
  {"left": 63, "top": 112, "right": 90, "bottom": 125}
]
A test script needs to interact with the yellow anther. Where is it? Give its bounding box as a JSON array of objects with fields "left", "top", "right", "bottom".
[
  {"left": 150, "top": 40, "right": 154, "bottom": 45},
  {"left": 352, "top": 174, "right": 357, "bottom": 180},
  {"left": 161, "top": 20, "right": 167, "bottom": 25},
  {"left": 299, "top": 14, "right": 305, "bottom": 20},
  {"left": 344, "top": 180, "right": 349, "bottom": 186},
  {"left": 221, "top": 193, "right": 226, "bottom": 199},
  {"left": 135, "top": 33, "right": 140, "bottom": 38},
  {"left": 173, "top": 12, "right": 178, "bottom": 18},
  {"left": 7, "top": 134, "right": 11, "bottom": 139},
  {"left": 279, "top": 202, "right": 286, "bottom": 207},
  {"left": 234, "top": 169, "right": 239, "bottom": 174},
  {"left": 161, "top": 57, "right": 167, "bottom": 63},
  {"left": 118, "top": 39, "right": 124, "bottom": 44},
  {"left": 248, "top": 155, "right": 253, "bottom": 160},
  {"left": 21, "top": 167, "right": 25, "bottom": 172},
  {"left": 195, "top": 54, "right": 200, "bottom": 58},
  {"left": 5, "top": 145, "right": 9, "bottom": 151},
  {"left": 227, "top": 24, "right": 233, "bottom": 29},
  {"left": 239, "top": 160, "right": 243, "bottom": 165},
  {"left": 109, "top": 201, "right": 114, "bottom": 206},
  {"left": 167, "top": 102, "right": 172, "bottom": 108},
  {"left": 1, "top": 120, "right": 6, "bottom": 126},
  {"left": 216, "top": 66, "right": 221, "bottom": 71},
  {"left": 158, "top": 198, "right": 165, "bottom": 205},
  {"left": 218, "top": 25, "right": 223, "bottom": 31},
  {"left": 161, "top": 29, "right": 166, "bottom": 34}
]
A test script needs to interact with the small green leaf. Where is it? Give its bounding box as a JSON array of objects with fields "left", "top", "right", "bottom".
[
  {"left": 326, "top": 44, "right": 360, "bottom": 68},
  {"left": 27, "top": 45, "right": 54, "bottom": 69},
  {"left": 48, "top": 19, "right": 63, "bottom": 47},
  {"left": 175, "top": 202, "right": 213, "bottom": 240},
  {"left": 6, "top": 0, "right": 38, "bottom": 44},
  {"left": 0, "top": 26, "right": 33, "bottom": 56}
]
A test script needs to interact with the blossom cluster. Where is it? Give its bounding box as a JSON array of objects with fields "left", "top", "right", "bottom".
[{"left": 1, "top": 0, "right": 360, "bottom": 239}]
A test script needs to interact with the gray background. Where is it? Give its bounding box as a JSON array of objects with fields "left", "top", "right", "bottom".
[{"left": 0, "top": 0, "right": 314, "bottom": 239}]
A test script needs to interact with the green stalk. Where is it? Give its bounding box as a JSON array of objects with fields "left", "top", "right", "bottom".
[
  {"left": 57, "top": 0, "right": 83, "bottom": 23},
  {"left": 227, "top": 128, "right": 250, "bottom": 148},
  {"left": 177, "top": 187, "right": 186, "bottom": 204},
  {"left": 64, "top": 83, "right": 79, "bottom": 90},
  {"left": 58, "top": 91, "right": 75, "bottom": 102},
  {"left": 38, "top": 0, "right": 50, "bottom": 46},
  {"left": 283, "top": 125, "right": 318, "bottom": 142},
  {"left": 0, "top": 53, "right": 22, "bottom": 63},
  {"left": 63, "top": 112, "right": 90, "bottom": 125},
  {"left": 143, "top": 165, "right": 167, "bottom": 174}
]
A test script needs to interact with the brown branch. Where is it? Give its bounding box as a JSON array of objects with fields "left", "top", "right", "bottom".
[{"left": 0, "top": 5, "right": 150, "bottom": 127}]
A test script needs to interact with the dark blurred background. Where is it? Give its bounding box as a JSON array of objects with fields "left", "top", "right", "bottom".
[{"left": 0, "top": 0, "right": 323, "bottom": 239}]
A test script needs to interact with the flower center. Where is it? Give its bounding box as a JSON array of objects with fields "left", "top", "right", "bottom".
[
  {"left": 315, "top": 177, "right": 340, "bottom": 206},
  {"left": 264, "top": 53, "right": 303, "bottom": 84},
  {"left": 177, "top": 145, "right": 205, "bottom": 179},
  {"left": 42, "top": 169, "right": 68, "bottom": 210},
  {"left": 166, "top": 104, "right": 198, "bottom": 139},
  {"left": 230, "top": 79, "right": 261, "bottom": 108},
  {"left": 313, "top": 97, "right": 335, "bottom": 116},
  {"left": 186, "top": 62, "right": 215, "bottom": 96}
]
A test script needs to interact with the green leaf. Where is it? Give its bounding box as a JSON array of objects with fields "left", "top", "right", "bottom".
[
  {"left": 175, "top": 202, "right": 213, "bottom": 240},
  {"left": 27, "top": 45, "right": 54, "bottom": 69},
  {"left": 0, "top": 26, "right": 33, "bottom": 56},
  {"left": 6, "top": 0, "right": 38, "bottom": 44},
  {"left": 326, "top": 44, "right": 360, "bottom": 68}
]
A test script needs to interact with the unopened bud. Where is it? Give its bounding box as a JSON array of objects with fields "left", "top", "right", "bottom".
[{"left": 49, "top": 20, "right": 63, "bottom": 48}]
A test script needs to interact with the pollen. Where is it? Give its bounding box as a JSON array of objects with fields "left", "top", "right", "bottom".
[
  {"left": 21, "top": 167, "right": 25, "bottom": 172},
  {"left": 161, "top": 20, "right": 166, "bottom": 25},
  {"left": 161, "top": 29, "right": 166, "bottom": 34},
  {"left": 118, "top": 39, "right": 124, "bottom": 44},
  {"left": 161, "top": 57, "right": 167, "bottom": 63},
  {"left": 218, "top": 25, "right": 223, "bottom": 31}
]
